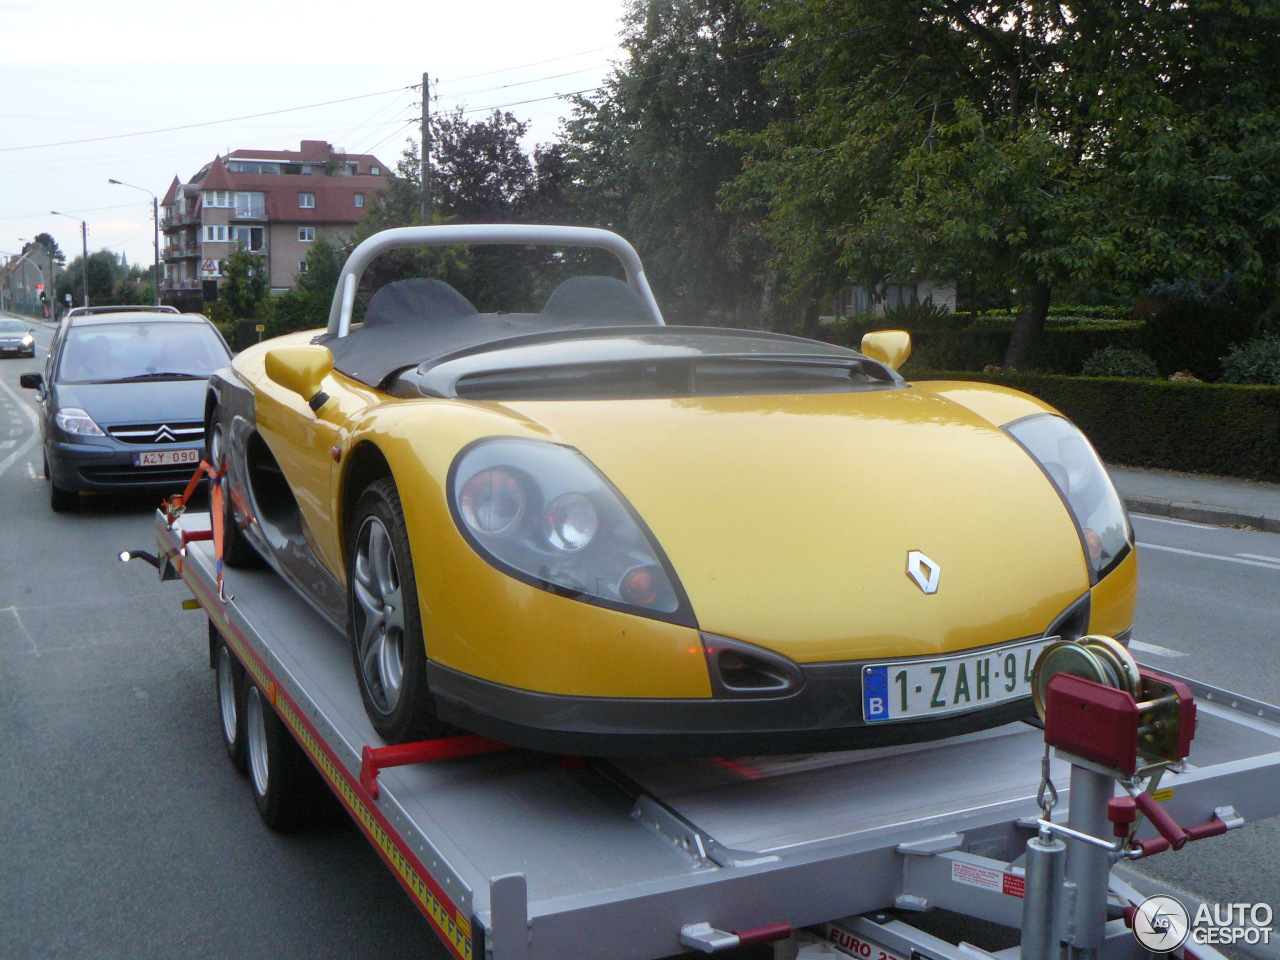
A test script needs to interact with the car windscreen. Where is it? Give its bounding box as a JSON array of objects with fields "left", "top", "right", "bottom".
[
  {"left": 0, "top": 320, "right": 27, "bottom": 333},
  {"left": 56, "top": 321, "right": 230, "bottom": 384}
]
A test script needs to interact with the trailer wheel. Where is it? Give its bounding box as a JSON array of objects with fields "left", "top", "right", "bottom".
[
  {"left": 348, "top": 477, "right": 446, "bottom": 744},
  {"left": 214, "top": 639, "right": 248, "bottom": 774},
  {"left": 209, "top": 407, "right": 262, "bottom": 569},
  {"left": 243, "top": 682, "right": 324, "bottom": 831}
]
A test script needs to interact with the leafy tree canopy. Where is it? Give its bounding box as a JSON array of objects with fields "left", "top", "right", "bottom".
[
  {"left": 728, "top": 0, "right": 1280, "bottom": 364},
  {"left": 562, "top": 0, "right": 782, "bottom": 324}
]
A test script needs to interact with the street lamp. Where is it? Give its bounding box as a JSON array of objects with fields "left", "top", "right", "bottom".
[
  {"left": 50, "top": 211, "right": 89, "bottom": 308},
  {"left": 109, "top": 178, "right": 161, "bottom": 306}
]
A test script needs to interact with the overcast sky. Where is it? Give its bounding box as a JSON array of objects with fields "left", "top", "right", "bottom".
[{"left": 0, "top": 0, "right": 627, "bottom": 271}]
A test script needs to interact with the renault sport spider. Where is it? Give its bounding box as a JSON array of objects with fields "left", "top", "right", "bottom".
[{"left": 205, "top": 224, "right": 1136, "bottom": 756}]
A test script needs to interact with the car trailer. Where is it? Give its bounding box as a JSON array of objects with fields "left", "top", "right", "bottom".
[{"left": 132, "top": 505, "right": 1280, "bottom": 960}]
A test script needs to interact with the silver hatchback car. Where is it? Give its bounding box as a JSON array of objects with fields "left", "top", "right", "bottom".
[
  {"left": 0, "top": 318, "right": 36, "bottom": 357},
  {"left": 20, "top": 310, "right": 231, "bottom": 511}
]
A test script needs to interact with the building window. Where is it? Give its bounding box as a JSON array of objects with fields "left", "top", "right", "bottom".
[
  {"left": 354, "top": 193, "right": 364, "bottom": 208},
  {"left": 203, "top": 190, "right": 231, "bottom": 207},
  {"left": 232, "top": 226, "right": 265, "bottom": 251},
  {"left": 203, "top": 225, "right": 228, "bottom": 242},
  {"left": 370, "top": 165, "right": 380, "bottom": 176},
  {"left": 234, "top": 192, "right": 265, "bottom": 218},
  {"left": 299, "top": 192, "right": 315, "bottom": 209},
  {"left": 298, "top": 226, "right": 316, "bottom": 242},
  {"left": 299, "top": 260, "right": 308, "bottom": 274}
]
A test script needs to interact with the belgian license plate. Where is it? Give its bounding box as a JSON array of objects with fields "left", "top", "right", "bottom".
[
  {"left": 862, "top": 638, "right": 1052, "bottom": 722},
  {"left": 133, "top": 448, "right": 200, "bottom": 467}
]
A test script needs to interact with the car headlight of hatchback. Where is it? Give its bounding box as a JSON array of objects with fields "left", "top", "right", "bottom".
[
  {"left": 1004, "top": 414, "right": 1132, "bottom": 581},
  {"left": 55, "top": 406, "right": 106, "bottom": 437},
  {"left": 21, "top": 333, "right": 34, "bottom": 348},
  {"left": 449, "top": 437, "right": 693, "bottom": 625}
]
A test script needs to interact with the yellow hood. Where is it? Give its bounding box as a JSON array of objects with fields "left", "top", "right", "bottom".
[{"left": 505, "top": 385, "right": 1089, "bottom": 663}]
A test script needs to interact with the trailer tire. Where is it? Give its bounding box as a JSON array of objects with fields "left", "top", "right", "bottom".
[
  {"left": 214, "top": 637, "right": 248, "bottom": 774},
  {"left": 244, "top": 681, "right": 325, "bottom": 831},
  {"left": 347, "top": 477, "right": 447, "bottom": 744}
]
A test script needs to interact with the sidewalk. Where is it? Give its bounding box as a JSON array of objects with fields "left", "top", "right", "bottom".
[{"left": 1109, "top": 464, "right": 1280, "bottom": 534}]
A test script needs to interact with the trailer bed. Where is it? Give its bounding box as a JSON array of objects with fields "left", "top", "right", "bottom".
[{"left": 157, "top": 510, "right": 1280, "bottom": 960}]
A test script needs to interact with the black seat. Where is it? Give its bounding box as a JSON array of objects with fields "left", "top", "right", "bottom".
[
  {"left": 542, "top": 276, "right": 656, "bottom": 325},
  {"left": 364, "top": 278, "right": 478, "bottom": 326}
]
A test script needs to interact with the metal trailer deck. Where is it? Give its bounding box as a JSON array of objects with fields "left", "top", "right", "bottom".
[{"left": 155, "top": 510, "right": 1280, "bottom": 960}]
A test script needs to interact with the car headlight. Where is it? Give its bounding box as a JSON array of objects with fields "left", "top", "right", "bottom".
[
  {"left": 449, "top": 437, "right": 693, "bottom": 625},
  {"left": 55, "top": 406, "right": 106, "bottom": 437},
  {"left": 21, "top": 334, "right": 33, "bottom": 348},
  {"left": 1004, "top": 414, "right": 1132, "bottom": 581}
]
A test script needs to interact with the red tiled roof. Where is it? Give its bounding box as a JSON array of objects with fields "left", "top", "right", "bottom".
[{"left": 168, "top": 142, "right": 388, "bottom": 225}]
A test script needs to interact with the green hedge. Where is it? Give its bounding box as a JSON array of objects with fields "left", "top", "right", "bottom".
[
  {"left": 916, "top": 371, "right": 1280, "bottom": 482},
  {"left": 825, "top": 318, "right": 1142, "bottom": 374}
]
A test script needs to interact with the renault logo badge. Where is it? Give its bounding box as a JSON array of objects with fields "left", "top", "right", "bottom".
[{"left": 907, "top": 550, "right": 941, "bottom": 595}]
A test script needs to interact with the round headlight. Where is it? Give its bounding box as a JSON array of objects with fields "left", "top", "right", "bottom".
[
  {"left": 544, "top": 493, "right": 598, "bottom": 551},
  {"left": 459, "top": 468, "right": 524, "bottom": 536}
]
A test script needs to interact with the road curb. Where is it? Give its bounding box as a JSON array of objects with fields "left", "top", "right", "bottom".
[{"left": 1124, "top": 495, "right": 1280, "bottom": 534}]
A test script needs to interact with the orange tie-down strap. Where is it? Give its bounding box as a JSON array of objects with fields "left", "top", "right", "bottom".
[{"left": 163, "top": 459, "right": 228, "bottom": 598}]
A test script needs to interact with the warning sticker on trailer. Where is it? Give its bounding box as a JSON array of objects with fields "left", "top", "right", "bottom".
[{"left": 951, "top": 859, "right": 1026, "bottom": 898}]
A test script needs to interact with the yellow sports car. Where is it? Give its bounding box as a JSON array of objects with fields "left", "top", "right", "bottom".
[{"left": 207, "top": 225, "right": 1136, "bottom": 755}]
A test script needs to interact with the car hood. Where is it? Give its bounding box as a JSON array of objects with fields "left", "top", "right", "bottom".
[
  {"left": 503, "top": 385, "right": 1090, "bottom": 662},
  {"left": 55, "top": 379, "right": 209, "bottom": 427}
]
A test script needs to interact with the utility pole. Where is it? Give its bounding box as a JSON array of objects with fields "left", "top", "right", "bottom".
[
  {"left": 51, "top": 211, "right": 90, "bottom": 307},
  {"left": 420, "top": 72, "right": 431, "bottom": 223}
]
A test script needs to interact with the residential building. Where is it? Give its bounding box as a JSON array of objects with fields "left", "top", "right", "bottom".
[
  {"left": 160, "top": 140, "right": 389, "bottom": 308},
  {"left": 819, "top": 279, "right": 958, "bottom": 323}
]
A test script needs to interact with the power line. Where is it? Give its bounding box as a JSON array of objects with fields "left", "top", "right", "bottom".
[
  {"left": 433, "top": 45, "right": 618, "bottom": 87},
  {"left": 0, "top": 85, "right": 421, "bottom": 154},
  {"left": 0, "top": 202, "right": 141, "bottom": 222}
]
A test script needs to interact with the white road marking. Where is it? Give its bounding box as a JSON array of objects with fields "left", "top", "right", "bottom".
[
  {"left": 0, "top": 370, "right": 38, "bottom": 479},
  {"left": 1238, "top": 553, "right": 1280, "bottom": 567},
  {"left": 1132, "top": 515, "right": 1216, "bottom": 530},
  {"left": 1129, "top": 639, "right": 1189, "bottom": 658},
  {"left": 1138, "top": 541, "right": 1280, "bottom": 571},
  {"left": 25, "top": 461, "right": 37, "bottom": 480}
]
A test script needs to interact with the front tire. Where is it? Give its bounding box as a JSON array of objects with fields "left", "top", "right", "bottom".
[
  {"left": 348, "top": 477, "right": 444, "bottom": 744},
  {"left": 50, "top": 480, "right": 78, "bottom": 512}
]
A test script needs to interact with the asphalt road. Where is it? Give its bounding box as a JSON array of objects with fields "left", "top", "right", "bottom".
[
  {"left": 0, "top": 323, "right": 443, "bottom": 960},
  {"left": 0, "top": 321, "right": 1276, "bottom": 958}
]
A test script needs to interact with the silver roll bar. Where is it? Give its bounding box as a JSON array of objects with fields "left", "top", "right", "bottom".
[{"left": 325, "top": 224, "right": 665, "bottom": 338}]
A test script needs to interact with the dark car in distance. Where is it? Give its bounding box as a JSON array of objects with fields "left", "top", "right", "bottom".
[{"left": 20, "top": 310, "right": 232, "bottom": 511}]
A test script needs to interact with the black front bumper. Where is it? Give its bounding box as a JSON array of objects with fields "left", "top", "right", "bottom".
[{"left": 426, "top": 657, "right": 1040, "bottom": 759}]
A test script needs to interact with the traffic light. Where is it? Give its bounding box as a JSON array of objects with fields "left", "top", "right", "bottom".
[{"left": 39, "top": 290, "right": 47, "bottom": 304}]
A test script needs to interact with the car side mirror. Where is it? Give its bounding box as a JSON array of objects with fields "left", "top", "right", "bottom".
[
  {"left": 860, "top": 330, "right": 912, "bottom": 371},
  {"left": 264, "top": 344, "right": 339, "bottom": 419},
  {"left": 19, "top": 372, "right": 43, "bottom": 390}
]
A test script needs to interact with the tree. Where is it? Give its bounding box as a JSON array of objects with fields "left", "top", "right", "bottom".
[
  {"left": 57, "top": 250, "right": 122, "bottom": 306},
  {"left": 730, "top": 0, "right": 1280, "bottom": 366},
  {"left": 562, "top": 0, "right": 781, "bottom": 325},
  {"left": 217, "top": 249, "right": 269, "bottom": 320}
]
